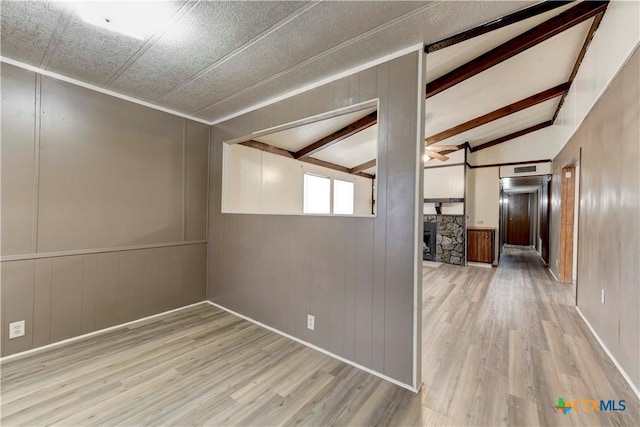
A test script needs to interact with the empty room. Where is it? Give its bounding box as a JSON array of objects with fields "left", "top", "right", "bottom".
[{"left": 1, "top": 1, "right": 638, "bottom": 426}]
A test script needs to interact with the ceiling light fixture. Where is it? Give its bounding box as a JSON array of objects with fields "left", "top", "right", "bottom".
[
  {"left": 423, "top": 154, "right": 432, "bottom": 163},
  {"left": 73, "top": 2, "right": 174, "bottom": 40}
]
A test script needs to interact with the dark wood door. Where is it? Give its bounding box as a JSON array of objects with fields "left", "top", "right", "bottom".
[{"left": 507, "top": 193, "right": 530, "bottom": 245}]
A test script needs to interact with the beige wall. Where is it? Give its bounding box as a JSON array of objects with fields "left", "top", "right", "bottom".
[
  {"left": 1, "top": 244, "right": 206, "bottom": 356},
  {"left": 1, "top": 64, "right": 209, "bottom": 356},
  {"left": 466, "top": 167, "right": 500, "bottom": 262},
  {"left": 550, "top": 47, "right": 639, "bottom": 390},
  {"left": 423, "top": 150, "right": 465, "bottom": 215},
  {"left": 222, "top": 143, "right": 374, "bottom": 216},
  {"left": 209, "top": 51, "right": 423, "bottom": 388}
]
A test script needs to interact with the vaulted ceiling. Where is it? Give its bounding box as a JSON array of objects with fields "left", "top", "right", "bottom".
[
  {"left": 235, "top": 1, "right": 609, "bottom": 172},
  {"left": 1, "top": 0, "right": 536, "bottom": 123},
  {"left": 2, "top": 1, "right": 609, "bottom": 173},
  {"left": 424, "top": 1, "right": 608, "bottom": 157}
]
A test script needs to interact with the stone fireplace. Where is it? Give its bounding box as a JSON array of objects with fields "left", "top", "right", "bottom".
[
  {"left": 423, "top": 222, "right": 437, "bottom": 261},
  {"left": 424, "top": 214, "right": 465, "bottom": 266}
]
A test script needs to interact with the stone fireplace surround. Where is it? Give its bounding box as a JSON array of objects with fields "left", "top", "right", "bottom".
[{"left": 424, "top": 214, "right": 465, "bottom": 266}]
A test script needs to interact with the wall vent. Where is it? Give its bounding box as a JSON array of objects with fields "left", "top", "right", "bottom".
[{"left": 514, "top": 165, "right": 537, "bottom": 174}]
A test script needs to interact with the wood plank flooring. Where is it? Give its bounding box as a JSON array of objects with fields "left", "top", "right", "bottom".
[
  {"left": 0, "top": 304, "right": 421, "bottom": 426},
  {"left": 2, "top": 245, "right": 638, "bottom": 426},
  {"left": 421, "top": 245, "right": 639, "bottom": 426}
]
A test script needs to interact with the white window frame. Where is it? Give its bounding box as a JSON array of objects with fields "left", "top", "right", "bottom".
[{"left": 303, "top": 173, "right": 355, "bottom": 216}]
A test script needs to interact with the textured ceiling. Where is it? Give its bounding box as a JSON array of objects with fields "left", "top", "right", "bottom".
[{"left": 1, "top": 0, "right": 536, "bottom": 123}]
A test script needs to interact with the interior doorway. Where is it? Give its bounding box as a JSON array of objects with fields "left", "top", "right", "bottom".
[
  {"left": 499, "top": 175, "right": 551, "bottom": 261},
  {"left": 506, "top": 193, "right": 531, "bottom": 245}
]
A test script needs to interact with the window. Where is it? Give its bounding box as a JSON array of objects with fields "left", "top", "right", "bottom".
[
  {"left": 303, "top": 174, "right": 355, "bottom": 215},
  {"left": 303, "top": 173, "right": 330, "bottom": 214},
  {"left": 333, "top": 179, "right": 354, "bottom": 215}
]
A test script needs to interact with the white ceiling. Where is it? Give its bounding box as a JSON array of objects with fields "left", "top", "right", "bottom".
[
  {"left": 436, "top": 98, "right": 561, "bottom": 148},
  {"left": 240, "top": 0, "right": 597, "bottom": 172},
  {"left": 426, "top": 19, "right": 592, "bottom": 137},
  {"left": 426, "top": 2, "right": 576, "bottom": 81},
  {"left": 425, "top": 3, "right": 597, "bottom": 157},
  {"left": 1, "top": 0, "right": 537, "bottom": 123},
  {"left": 312, "top": 125, "right": 378, "bottom": 170},
  {"left": 253, "top": 106, "right": 378, "bottom": 174},
  {"left": 254, "top": 107, "right": 375, "bottom": 153}
]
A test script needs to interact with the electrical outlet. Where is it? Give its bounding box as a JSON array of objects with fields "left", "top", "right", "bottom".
[
  {"left": 307, "top": 314, "right": 315, "bottom": 331},
  {"left": 601, "top": 289, "right": 605, "bottom": 305},
  {"left": 9, "top": 320, "right": 25, "bottom": 339}
]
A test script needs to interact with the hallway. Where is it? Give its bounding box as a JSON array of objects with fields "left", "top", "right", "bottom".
[{"left": 421, "top": 245, "right": 639, "bottom": 426}]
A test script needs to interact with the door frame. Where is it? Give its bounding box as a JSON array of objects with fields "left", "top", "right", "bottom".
[{"left": 559, "top": 151, "right": 581, "bottom": 301}]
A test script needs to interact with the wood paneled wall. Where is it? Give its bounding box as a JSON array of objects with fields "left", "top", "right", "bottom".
[
  {"left": 208, "top": 51, "right": 423, "bottom": 388},
  {"left": 0, "top": 64, "right": 209, "bottom": 356},
  {"left": 550, "top": 47, "right": 639, "bottom": 390},
  {"left": 1, "top": 244, "right": 206, "bottom": 356}
]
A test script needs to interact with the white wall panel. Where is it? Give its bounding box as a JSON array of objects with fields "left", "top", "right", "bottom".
[
  {"left": 467, "top": 167, "right": 500, "bottom": 263},
  {"left": 222, "top": 143, "right": 374, "bottom": 216},
  {"left": 423, "top": 165, "right": 464, "bottom": 199}
]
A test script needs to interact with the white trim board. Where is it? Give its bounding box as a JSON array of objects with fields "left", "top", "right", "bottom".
[
  {"left": 1, "top": 43, "right": 424, "bottom": 127},
  {"left": 413, "top": 46, "right": 426, "bottom": 392},
  {"left": 576, "top": 307, "right": 640, "bottom": 401},
  {"left": 0, "top": 301, "right": 208, "bottom": 362},
  {"left": 206, "top": 301, "right": 419, "bottom": 393},
  {"left": 210, "top": 43, "right": 424, "bottom": 125},
  {"left": 0, "top": 57, "right": 211, "bottom": 125},
  {"left": 0, "top": 240, "right": 207, "bottom": 262}
]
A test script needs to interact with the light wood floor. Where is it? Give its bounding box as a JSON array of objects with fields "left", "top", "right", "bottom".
[
  {"left": 1, "top": 304, "right": 420, "bottom": 426},
  {"left": 2, "top": 245, "right": 638, "bottom": 426},
  {"left": 421, "top": 245, "right": 639, "bottom": 426}
]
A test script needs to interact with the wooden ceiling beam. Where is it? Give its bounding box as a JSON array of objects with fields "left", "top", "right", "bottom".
[
  {"left": 552, "top": 9, "right": 607, "bottom": 122},
  {"left": 425, "top": 1, "right": 608, "bottom": 99},
  {"left": 300, "top": 157, "right": 374, "bottom": 179},
  {"left": 238, "top": 140, "right": 374, "bottom": 179},
  {"left": 239, "top": 140, "right": 294, "bottom": 158},
  {"left": 470, "top": 120, "right": 553, "bottom": 152},
  {"left": 294, "top": 112, "right": 377, "bottom": 159},
  {"left": 425, "top": 1, "right": 574, "bottom": 54},
  {"left": 426, "top": 83, "right": 569, "bottom": 145},
  {"left": 349, "top": 159, "right": 376, "bottom": 174}
]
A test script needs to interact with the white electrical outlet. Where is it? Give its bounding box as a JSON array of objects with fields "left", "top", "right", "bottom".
[
  {"left": 601, "top": 289, "right": 605, "bottom": 305},
  {"left": 9, "top": 320, "right": 25, "bottom": 339},
  {"left": 307, "top": 314, "right": 315, "bottom": 331}
]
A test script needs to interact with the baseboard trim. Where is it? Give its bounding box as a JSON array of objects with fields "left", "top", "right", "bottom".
[
  {"left": 466, "top": 261, "right": 493, "bottom": 269},
  {"left": 0, "top": 301, "right": 208, "bottom": 362},
  {"left": 575, "top": 307, "right": 640, "bottom": 400},
  {"left": 206, "top": 300, "right": 418, "bottom": 393},
  {"left": 548, "top": 267, "right": 560, "bottom": 282}
]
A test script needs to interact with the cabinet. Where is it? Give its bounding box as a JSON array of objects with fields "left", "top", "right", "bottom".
[{"left": 467, "top": 228, "right": 495, "bottom": 264}]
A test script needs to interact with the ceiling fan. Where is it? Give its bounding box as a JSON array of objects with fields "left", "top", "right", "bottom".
[{"left": 423, "top": 145, "right": 460, "bottom": 162}]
